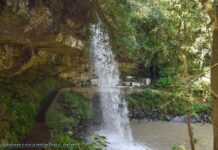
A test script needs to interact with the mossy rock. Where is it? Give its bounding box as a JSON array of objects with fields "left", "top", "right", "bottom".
[
  {"left": 0, "top": 78, "right": 62, "bottom": 143},
  {"left": 46, "top": 91, "right": 90, "bottom": 136}
]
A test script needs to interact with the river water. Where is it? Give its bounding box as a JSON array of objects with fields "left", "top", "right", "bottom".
[{"left": 131, "top": 120, "right": 213, "bottom": 150}]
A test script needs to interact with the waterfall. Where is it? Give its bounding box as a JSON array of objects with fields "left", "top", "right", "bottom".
[{"left": 90, "top": 22, "right": 150, "bottom": 150}]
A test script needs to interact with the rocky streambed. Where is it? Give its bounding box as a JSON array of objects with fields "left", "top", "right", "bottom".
[{"left": 129, "top": 108, "right": 212, "bottom": 124}]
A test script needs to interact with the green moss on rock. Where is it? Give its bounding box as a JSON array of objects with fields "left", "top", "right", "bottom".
[
  {"left": 46, "top": 91, "right": 89, "bottom": 135},
  {"left": 0, "top": 78, "right": 62, "bottom": 143}
]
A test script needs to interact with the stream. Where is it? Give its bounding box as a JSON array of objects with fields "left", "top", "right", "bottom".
[{"left": 131, "top": 120, "right": 213, "bottom": 150}]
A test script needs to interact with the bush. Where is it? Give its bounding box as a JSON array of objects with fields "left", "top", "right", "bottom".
[
  {"left": 51, "top": 134, "right": 107, "bottom": 150},
  {"left": 191, "top": 102, "right": 211, "bottom": 115},
  {"left": 125, "top": 88, "right": 211, "bottom": 120},
  {"left": 125, "top": 88, "right": 164, "bottom": 119},
  {"left": 172, "top": 145, "right": 186, "bottom": 150},
  {"left": 155, "top": 76, "right": 173, "bottom": 89},
  {"left": 42, "top": 91, "right": 102, "bottom": 150},
  {"left": 60, "top": 92, "right": 89, "bottom": 119},
  {"left": 0, "top": 78, "right": 62, "bottom": 143},
  {"left": 190, "top": 81, "right": 211, "bottom": 100},
  {"left": 165, "top": 94, "right": 187, "bottom": 116},
  {"left": 46, "top": 91, "right": 90, "bottom": 135}
]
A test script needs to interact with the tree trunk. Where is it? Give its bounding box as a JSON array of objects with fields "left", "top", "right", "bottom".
[
  {"left": 182, "top": 53, "right": 189, "bottom": 79},
  {"left": 182, "top": 53, "right": 195, "bottom": 150},
  {"left": 187, "top": 111, "right": 195, "bottom": 150},
  {"left": 200, "top": 1, "right": 218, "bottom": 149},
  {"left": 212, "top": 12, "right": 218, "bottom": 150}
]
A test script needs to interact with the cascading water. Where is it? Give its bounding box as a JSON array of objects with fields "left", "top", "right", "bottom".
[{"left": 90, "top": 22, "right": 150, "bottom": 150}]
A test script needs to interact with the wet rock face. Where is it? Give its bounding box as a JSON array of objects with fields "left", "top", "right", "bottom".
[
  {"left": 0, "top": 0, "right": 93, "bottom": 82},
  {"left": 0, "top": 0, "right": 137, "bottom": 83},
  {"left": 0, "top": 0, "right": 92, "bottom": 42},
  {"left": 0, "top": 45, "right": 90, "bottom": 83}
]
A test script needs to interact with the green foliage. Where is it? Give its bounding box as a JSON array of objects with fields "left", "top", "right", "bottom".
[
  {"left": 51, "top": 134, "right": 88, "bottom": 150},
  {"left": 191, "top": 102, "right": 211, "bottom": 115},
  {"left": 52, "top": 134, "right": 76, "bottom": 144},
  {"left": 47, "top": 112, "right": 75, "bottom": 132},
  {"left": 47, "top": 91, "right": 105, "bottom": 150},
  {"left": 51, "top": 134, "right": 107, "bottom": 150},
  {"left": 172, "top": 145, "right": 186, "bottom": 150},
  {"left": 105, "top": 0, "right": 210, "bottom": 80},
  {"left": 60, "top": 92, "right": 89, "bottom": 119},
  {"left": 125, "top": 88, "right": 163, "bottom": 117},
  {"left": 46, "top": 91, "right": 89, "bottom": 134},
  {"left": 94, "top": 0, "right": 133, "bottom": 40},
  {"left": 155, "top": 76, "right": 173, "bottom": 89},
  {"left": 190, "top": 80, "right": 211, "bottom": 100},
  {"left": 0, "top": 78, "right": 62, "bottom": 143},
  {"left": 89, "top": 135, "right": 109, "bottom": 150},
  {"left": 166, "top": 93, "right": 187, "bottom": 116},
  {"left": 126, "top": 88, "right": 211, "bottom": 119}
]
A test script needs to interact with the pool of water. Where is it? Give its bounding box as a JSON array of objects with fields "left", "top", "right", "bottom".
[{"left": 131, "top": 120, "right": 213, "bottom": 150}]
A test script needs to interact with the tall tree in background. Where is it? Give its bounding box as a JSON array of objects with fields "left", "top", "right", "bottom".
[{"left": 200, "top": 0, "right": 218, "bottom": 149}]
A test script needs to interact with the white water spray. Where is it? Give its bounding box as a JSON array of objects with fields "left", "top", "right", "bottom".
[{"left": 90, "top": 22, "right": 150, "bottom": 150}]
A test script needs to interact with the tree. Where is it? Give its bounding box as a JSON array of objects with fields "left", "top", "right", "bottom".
[
  {"left": 200, "top": 0, "right": 218, "bottom": 149},
  {"left": 113, "top": 0, "right": 210, "bottom": 80}
]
